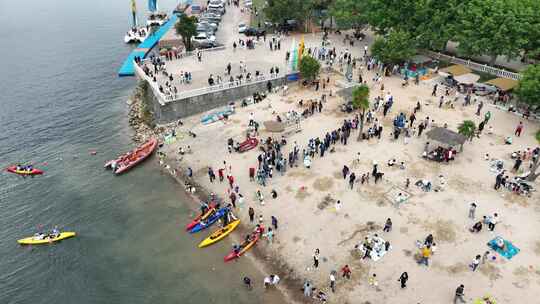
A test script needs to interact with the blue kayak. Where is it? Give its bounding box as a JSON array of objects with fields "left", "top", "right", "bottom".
[{"left": 189, "top": 208, "right": 229, "bottom": 233}]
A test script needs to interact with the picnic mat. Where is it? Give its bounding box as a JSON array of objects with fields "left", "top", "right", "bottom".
[{"left": 487, "top": 237, "right": 520, "bottom": 260}]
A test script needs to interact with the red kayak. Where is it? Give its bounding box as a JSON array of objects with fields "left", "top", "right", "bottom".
[
  {"left": 6, "top": 166, "right": 44, "bottom": 176},
  {"left": 105, "top": 138, "right": 157, "bottom": 175},
  {"left": 238, "top": 137, "right": 259, "bottom": 153},
  {"left": 224, "top": 231, "right": 260, "bottom": 262},
  {"left": 185, "top": 205, "right": 216, "bottom": 231}
]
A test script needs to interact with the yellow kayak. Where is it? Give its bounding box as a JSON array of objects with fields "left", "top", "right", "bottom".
[
  {"left": 198, "top": 220, "right": 240, "bottom": 248},
  {"left": 17, "top": 232, "right": 76, "bottom": 245}
]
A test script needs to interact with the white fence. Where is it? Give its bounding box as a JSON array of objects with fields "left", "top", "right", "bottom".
[{"left": 422, "top": 50, "right": 522, "bottom": 81}]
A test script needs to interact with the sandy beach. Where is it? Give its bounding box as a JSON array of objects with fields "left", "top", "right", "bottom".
[{"left": 146, "top": 25, "right": 540, "bottom": 303}]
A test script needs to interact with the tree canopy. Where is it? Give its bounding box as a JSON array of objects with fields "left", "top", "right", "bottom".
[
  {"left": 458, "top": 120, "right": 476, "bottom": 141},
  {"left": 454, "top": 0, "right": 528, "bottom": 64},
  {"left": 351, "top": 85, "right": 370, "bottom": 140},
  {"left": 175, "top": 16, "right": 197, "bottom": 51},
  {"left": 264, "top": 0, "right": 314, "bottom": 24},
  {"left": 328, "top": 0, "right": 539, "bottom": 62},
  {"left": 299, "top": 55, "right": 321, "bottom": 81},
  {"left": 515, "top": 64, "right": 540, "bottom": 107},
  {"left": 370, "top": 30, "right": 416, "bottom": 64},
  {"left": 329, "top": 0, "right": 367, "bottom": 30}
]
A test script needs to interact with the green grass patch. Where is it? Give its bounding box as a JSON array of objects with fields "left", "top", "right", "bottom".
[{"left": 536, "top": 130, "right": 540, "bottom": 144}]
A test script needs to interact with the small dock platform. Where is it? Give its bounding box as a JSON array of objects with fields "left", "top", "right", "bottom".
[{"left": 118, "top": 14, "right": 179, "bottom": 77}]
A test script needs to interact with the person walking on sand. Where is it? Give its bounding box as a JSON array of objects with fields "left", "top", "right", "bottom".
[
  {"left": 488, "top": 213, "right": 499, "bottom": 231},
  {"left": 349, "top": 172, "right": 356, "bottom": 189},
  {"left": 454, "top": 284, "right": 466, "bottom": 304},
  {"left": 329, "top": 271, "right": 336, "bottom": 292},
  {"left": 470, "top": 254, "right": 481, "bottom": 271},
  {"left": 515, "top": 121, "right": 524, "bottom": 137},
  {"left": 248, "top": 207, "right": 255, "bottom": 222},
  {"left": 476, "top": 100, "right": 483, "bottom": 115},
  {"left": 303, "top": 280, "right": 312, "bottom": 297},
  {"left": 398, "top": 272, "right": 408, "bottom": 288},
  {"left": 342, "top": 165, "right": 349, "bottom": 179},
  {"left": 271, "top": 216, "right": 278, "bottom": 229},
  {"left": 383, "top": 218, "right": 392, "bottom": 232},
  {"left": 468, "top": 203, "right": 477, "bottom": 219},
  {"left": 313, "top": 248, "right": 320, "bottom": 268},
  {"left": 341, "top": 264, "right": 351, "bottom": 279},
  {"left": 208, "top": 167, "right": 216, "bottom": 183}
]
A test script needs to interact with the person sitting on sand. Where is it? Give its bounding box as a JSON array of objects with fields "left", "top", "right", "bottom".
[
  {"left": 387, "top": 158, "right": 397, "bottom": 167},
  {"left": 470, "top": 221, "right": 483, "bottom": 233}
]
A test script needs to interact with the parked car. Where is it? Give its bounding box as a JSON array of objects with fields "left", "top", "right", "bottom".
[
  {"left": 208, "top": 4, "right": 225, "bottom": 14},
  {"left": 198, "top": 21, "right": 218, "bottom": 32},
  {"left": 207, "top": 8, "right": 225, "bottom": 16},
  {"left": 243, "top": 27, "right": 265, "bottom": 37},
  {"left": 196, "top": 24, "right": 215, "bottom": 35},
  {"left": 191, "top": 33, "right": 216, "bottom": 48},
  {"left": 238, "top": 22, "right": 247, "bottom": 33},
  {"left": 199, "top": 14, "right": 221, "bottom": 24}
]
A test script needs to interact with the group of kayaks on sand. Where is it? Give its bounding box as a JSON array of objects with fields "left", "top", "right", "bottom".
[
  {"left": 188, "top": 201, "right": 262, "bottom": 262},
  {"left": 11, "top": 138, "right": 158, "bottom": 245}
]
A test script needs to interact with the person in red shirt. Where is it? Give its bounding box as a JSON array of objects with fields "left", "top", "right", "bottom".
[
  {"left": 515, "top": 121, "right": 524, "bottom": 137},
  {"left": 218, "top": 168, "right": 225, "bottom": 182},
  {"left": 341, "top": 265, "right": 351, "bottom": 279}
]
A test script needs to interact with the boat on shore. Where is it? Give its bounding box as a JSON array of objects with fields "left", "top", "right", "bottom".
[
  {"left": 189, "top": 207, "right": 229, "bottom": 233},
  {"left": 198, "top": 220, "right": 240, "bottom": 248},
  {"left": 104, "top": 138, "right": 157, "bottom": 175},
  {"left": 224, "top": 231, "right": 260, "bottom": 262},
  {"left": 18, "top": 232, "right": 76, "bottom": 245},
  {"left": 238, "top": 137, "right": 259, "bottom": 153},
  {"left": 6, "top": 165, "right": 44, "bottom": 176},
  {"left": 185, "top": 204, "right": 216, "bottom": 231}
]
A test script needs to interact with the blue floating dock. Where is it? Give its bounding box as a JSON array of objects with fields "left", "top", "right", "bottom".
[{"left": 118, "top": 14, "right": 178, "bottom": 77}]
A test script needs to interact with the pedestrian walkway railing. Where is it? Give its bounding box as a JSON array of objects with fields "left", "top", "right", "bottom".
[
  {"left": 146, "top": 45, "right": 227, "bottom": 63},
  {"left": 134, "top": 62, "right": 284, "bottom": 104},
  {"left": 422, "top": 50, "right": 522, "bottom": 81}
]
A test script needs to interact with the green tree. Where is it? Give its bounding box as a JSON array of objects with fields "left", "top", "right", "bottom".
[
  {"left": 515, "top": 64, "right": 540, "bottom": 108},
  {"left": 175, "top": 15, "right": 197, "bottom": 51},
  {"left": 299, "top": 55, "right": 321, "bottom": 81},
  {"left": 351, "top": 85, "right": 370, "bottom": 141},
  {"left": 454, "top": 0, "right": 527, "bottom": 65},
  {"left": 264, "top": 0, "right": 314, "bottom": 25},
  {"left": 458, "top": 120, "right": 476, "bottom": 141},
  {"left": 370, "top": 30, "right": 416, "bottom": 65},
  {"left": 329, "top": 0, "right": 368, "bottom": 30},
  {"left": 521, "top": 0, "right": 540, "bottom": 60}
]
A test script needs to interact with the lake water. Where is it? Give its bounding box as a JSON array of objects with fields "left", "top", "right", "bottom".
[{"left": 0, "top": 1, "right": 281, "bottom": 303}]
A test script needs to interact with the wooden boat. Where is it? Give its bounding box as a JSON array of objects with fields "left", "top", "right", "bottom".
[{"left": 105, "top": 138, "right": 157, "bottom": 174}]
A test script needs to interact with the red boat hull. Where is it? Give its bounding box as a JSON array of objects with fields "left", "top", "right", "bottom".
[
  {"left": 6, "top": 166, "right": 44, "bottom": 176},
  {"left": 238, "top": 137, "right": 258, "bottom": 153},
  {"left": 106, "top": 138, "right": 158, "bottom": 175}
]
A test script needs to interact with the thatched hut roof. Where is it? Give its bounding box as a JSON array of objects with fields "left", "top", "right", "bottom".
[
  {"left": 439, "top": 64, "right": 472, "bottom": 76},
  {"left": 426, "top": 127, "right": 467, "bottom": 147},
  {"left": 485, "top": 78, "right": 518, "bottom": 91}
]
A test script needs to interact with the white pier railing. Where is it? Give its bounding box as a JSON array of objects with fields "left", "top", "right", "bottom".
[{"left": 422, "top": 50, "right": 522, "bottom": 81}]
